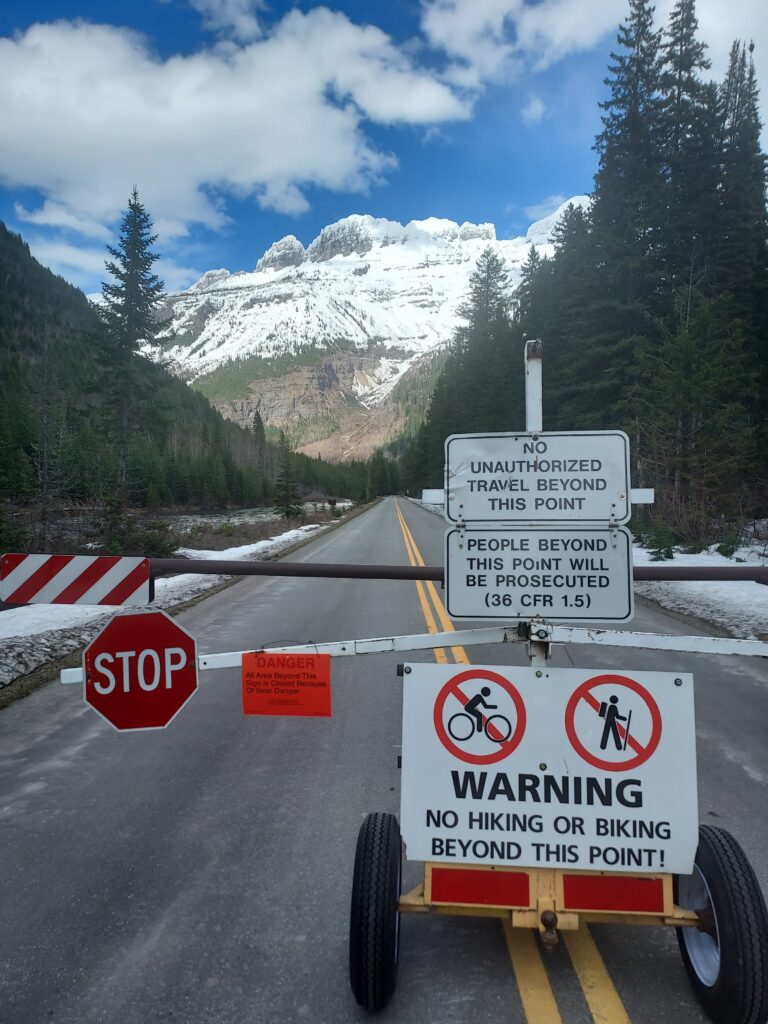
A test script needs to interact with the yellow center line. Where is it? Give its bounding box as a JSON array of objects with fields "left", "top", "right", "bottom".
[
  {"left": 395, "top": 502, "right": 469, "bottom": 665},
  {"left": 395, "top": 499, "right": 635, "bottom": 1024},
  {"left": 564, "top": 929, "right": 632, "bottom": 1024},
  {"left": 394, "top": 503, "right": 448, "bottom": 663},
  {"left": 504, "top": 921, "right": 565, "bottom": 1024}
]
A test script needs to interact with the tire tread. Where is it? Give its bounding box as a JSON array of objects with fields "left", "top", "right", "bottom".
[
  {"left": 678, "top": 825, "right": 768, "bottom": 1024},
  {"left": 349, "top": 812, "right": 400, "bottom": 1012}
]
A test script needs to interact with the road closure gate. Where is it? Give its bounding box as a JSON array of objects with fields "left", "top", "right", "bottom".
[{"left": 2, "top": 340, "right": 768, "bottom": 1024}]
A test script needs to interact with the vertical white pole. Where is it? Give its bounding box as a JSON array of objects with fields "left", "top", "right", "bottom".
[
  {"left": 525, "top": 339, "right": 543, "bottom": 433},
  {"left": 524, "top": 340, "right": 548, "bottom": 667}
]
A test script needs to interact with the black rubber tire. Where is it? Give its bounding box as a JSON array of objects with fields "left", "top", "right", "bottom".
[
  {"left": 349, "top": 812, "right": 402, "bottom": 1012},
  {"left": 674, "top": 825, "right": 768, "bottom": 1024}
]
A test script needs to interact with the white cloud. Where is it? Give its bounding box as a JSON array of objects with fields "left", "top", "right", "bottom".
[
  {"left": 156, "top": 258, "right": 205, "bottom": 292},
  {"left": 27, "top": 237, "right": 202, "bottom": 294},
  {"left": 27, "top": 239, "right": 107, "bottom": 280},
  {"left": 189, "top": 0, "right": 265, "bottom": 42},
  {"left": 521, "top": 94, "right": 546, "bottom": 123},
  {"left": 420, "top": 0, "right": 768, "bottom": 129},
  {"left": 0, "top": 12, "right": 469, "bottom": 246},
  {"left": 15, "top": 201, "right": 112, "bottom": 240},
  {"left": 420, "top": 0, "right": 521, "bottom": 84},
  {"left": 419, "top": 0, "right": 626, "bottom": 79},
  {"left": 523, "top": 194, "right": 567, "bottom": 220}
]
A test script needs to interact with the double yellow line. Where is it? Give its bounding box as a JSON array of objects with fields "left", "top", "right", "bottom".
[
  {"left": 394, "top": 500, "right": 632, "bottom": 1024},
  {"left": 395, "top": 501, "right": 468, "bottom": 665}
]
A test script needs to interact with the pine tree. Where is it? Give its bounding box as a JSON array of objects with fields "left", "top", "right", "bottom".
[
  {"left": 98, "top": 189, "right": 168, "bottom": 502},
  {"left": 660, "top": 0, "right": 717, "bottom": 297},
  {"left": 274, "top": 432, "right": 302, "bottom": 517},
  {"left": 99, "top": 188, "right": 167, "bottom": 356},
  {"left": 593, "top": 0, "right": 666, "bottom": 307}
]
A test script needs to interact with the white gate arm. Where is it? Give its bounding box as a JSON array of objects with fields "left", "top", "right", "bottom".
[{"left": 60, "top": 623, "right": 768, "bottom": 684}]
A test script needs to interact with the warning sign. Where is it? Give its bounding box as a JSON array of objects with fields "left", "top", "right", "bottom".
[
  {"left": 400, "top": 664, "right": 697, "bottom": 874},
  {"left": 433, "top": 669, "right": 526, "bottom": 765},
  {"left": 242, "top": 652, "right": 332, "bottom": 717}
]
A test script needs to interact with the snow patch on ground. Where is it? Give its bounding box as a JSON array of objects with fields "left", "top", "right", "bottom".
[
  {"left": 632, "top": 542, "right": 768, "bottom": 640},
  {"left": 0, "top": 524, "right": 327, "bottom": 687}
]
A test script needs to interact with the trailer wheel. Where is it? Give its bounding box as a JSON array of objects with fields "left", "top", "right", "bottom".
[
  {"left": 349, "top": 812, "right": 402, "bottom": 1012},
  {"left": 675, "top": 825, "right": 768, "bottom": 1024}
]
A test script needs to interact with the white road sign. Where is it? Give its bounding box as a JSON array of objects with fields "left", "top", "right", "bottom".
[
  {"left": 400, "top": 664, "right": 698, "bottom": 874},
  {"left": 444, "top": 431, "right": 631, "bottom": 524},
  {"left": 445, "top": 525, "right": 634, "bottom": 622}
]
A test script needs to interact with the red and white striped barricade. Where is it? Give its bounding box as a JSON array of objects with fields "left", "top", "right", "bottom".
[{"left": 0, "top": 554, "right": 152, "bottom": 606}]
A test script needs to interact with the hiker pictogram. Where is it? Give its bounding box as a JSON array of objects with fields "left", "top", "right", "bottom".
[
  {"left": 433, "top": 669, "right": 526, "bottom": 766},
  {"left": 599, "top": 695, "right": 631, "bottom": 751},
  {"left": 565, "top": 673, "right": 662, "bottom": 773}
]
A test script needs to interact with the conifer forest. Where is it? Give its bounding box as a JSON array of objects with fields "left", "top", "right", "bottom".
[{"left": 400, "top": 0, "right": 768, "bottom": 548}]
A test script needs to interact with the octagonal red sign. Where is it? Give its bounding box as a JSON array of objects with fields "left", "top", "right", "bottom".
[{"left": 83, "top": 611, "right": 198, "bottom": 730}]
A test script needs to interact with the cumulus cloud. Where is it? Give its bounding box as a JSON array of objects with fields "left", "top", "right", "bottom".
[
  {"left": 421, "top": 0, "right": 768, "bottom": 113},
  {"left": 188, "top": 0, "right": 265, "bottom": 42},
  {"left": 520, "top": 94, "right": 546, "bottom": 123},
  {"left": 0, "top": 12, "right": 469, "bottom": 247},
  {"left": 15, "top": 201, "right": 112, "bottom": 240},
  {"left": 26, "top": 237, "right": 202, "bottom": 293}
]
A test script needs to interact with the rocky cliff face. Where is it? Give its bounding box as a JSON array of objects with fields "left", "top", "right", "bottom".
[{"left": 145, "top": 197, "right": 589, "bottom": 460}]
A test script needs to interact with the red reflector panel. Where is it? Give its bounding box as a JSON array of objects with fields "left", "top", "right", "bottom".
[
  {"left": 563, "top": 874, "right": 664, "bottom": 913},
  {"left": 431, "top": 868, "right": 530, "bottom": 908}
]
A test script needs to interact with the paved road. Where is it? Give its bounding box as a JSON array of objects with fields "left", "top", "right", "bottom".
[{"left": 1, "top": 497, "right": 766, "bottom": 1024}]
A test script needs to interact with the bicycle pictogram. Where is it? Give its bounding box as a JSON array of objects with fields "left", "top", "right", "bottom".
[
  {"left": 446, "top": 686, "right": 513, "bottom": 744},
  {"left": 433, "top": 669, "right": 526, "bottom": 765}
]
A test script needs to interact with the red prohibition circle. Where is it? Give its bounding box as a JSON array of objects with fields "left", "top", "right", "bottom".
[
  {"left": 433, "top": 668, "right": 526, "bottom": 765},
  {"left": 565, "top": 673, "right": 662, "bottom": 772}
]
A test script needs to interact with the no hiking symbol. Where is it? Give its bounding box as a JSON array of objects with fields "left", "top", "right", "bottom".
[{"left": 565, "top": 673, "right": 662, "bottom": 772}]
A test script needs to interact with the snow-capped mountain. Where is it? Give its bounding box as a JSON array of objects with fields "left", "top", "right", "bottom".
[{"left": 147, "top": 196, "right": 588, "bottom": 459}]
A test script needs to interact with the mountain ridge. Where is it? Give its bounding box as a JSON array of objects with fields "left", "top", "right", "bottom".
[{"left": 146, "top": 196, "right": 589, "bottom": 459}]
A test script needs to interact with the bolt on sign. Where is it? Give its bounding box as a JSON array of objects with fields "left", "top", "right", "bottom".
[
  {"left": 444, "top": 431, "right": 631, "bottom": 525},
  {"left": 242, "top": 652, "right": 332, "bottom": 717},
  {"left": 83, "top": 611, "right": 197, "bottom": 731},
  {"left": 444, "top": 525, "right": 634, "bottom": 622},
  {"left": 400, "top": 664, "right": 698, "bottom": 875}
]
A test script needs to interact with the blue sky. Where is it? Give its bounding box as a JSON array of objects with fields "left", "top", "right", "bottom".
[{"left": 1, "top": 0, "right": 765, "bottom": 295}]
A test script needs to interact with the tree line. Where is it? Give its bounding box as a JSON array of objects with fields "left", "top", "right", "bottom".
[
  {"left": 0, "top": 194, "right": 371, "bottom": 552},
  {"left": 402, "top": 0, "right": 767, "bottom": 547}
]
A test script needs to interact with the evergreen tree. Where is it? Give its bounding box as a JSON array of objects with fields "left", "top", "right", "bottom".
[
  {"left": 593, "top": 0, "right": 666, "bottom": 307},
  {"left": 98, "top": 188, "right": 169, "bottom": 503},
  {"left": 252, "top": 407, "right": 266, "bottom": 448},
  {"left": 660, "top": 0, "right": 717, "bottom": 297},
  {"left": 274, "top": 432, "right": 303, "bottom": 517},
  {"left": 99, "top": 188, "right": 167, "bottom": 356}
]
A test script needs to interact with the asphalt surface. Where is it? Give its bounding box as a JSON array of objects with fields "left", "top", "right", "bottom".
[{"left": 1, "top": 496, "right": 766, "bottom": 1024}]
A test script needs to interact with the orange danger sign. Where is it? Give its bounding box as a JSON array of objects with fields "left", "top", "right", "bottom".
[{"left": 241, "top": 652, "right": 332, "bottom": 717}]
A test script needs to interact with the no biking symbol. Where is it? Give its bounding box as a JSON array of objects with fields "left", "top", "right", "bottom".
[
  {"left": 433, "top": 668, "right": 526, "bottom": 765},
  {"left": 565, "top": 673, "right": 662, "bottom": 772}
]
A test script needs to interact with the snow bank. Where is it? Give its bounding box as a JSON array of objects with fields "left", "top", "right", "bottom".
[{"left": 633, "top": 541, "right": 768, "bottom": 640}]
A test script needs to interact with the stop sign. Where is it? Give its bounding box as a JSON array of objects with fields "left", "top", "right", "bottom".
[{"left": 83, "top": 611, "right": 198, "bottom": 730}]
